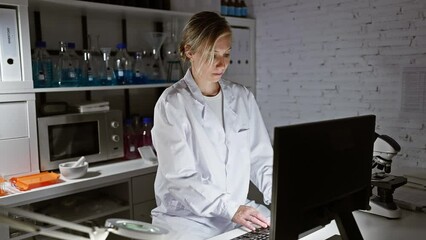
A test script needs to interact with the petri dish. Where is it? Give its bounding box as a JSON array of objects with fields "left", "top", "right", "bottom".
[{"left": 105, "top": 218, "right": 169, "bottom": 240}]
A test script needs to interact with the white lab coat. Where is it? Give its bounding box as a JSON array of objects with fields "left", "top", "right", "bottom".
[{"left": 151, "top": 69, "right": 273, "bottom": 239}]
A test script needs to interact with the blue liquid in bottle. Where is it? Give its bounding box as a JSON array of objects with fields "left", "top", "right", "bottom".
[
  {"left": 114, "top": 43, "right": 133, "bottom": 85},
  {"left": 57, "top": 41, "right": 79, "bottom": 87},
  {"left": 100, "top": 47, "right": 117, "bottom": 86},
  {"left": 32, "top": 41, "right": 53, "bottom": 88}
]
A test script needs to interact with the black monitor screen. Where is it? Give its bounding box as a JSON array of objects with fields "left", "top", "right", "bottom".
[{"left": 270, "top": 115, "right": 376, "bottom": 240}]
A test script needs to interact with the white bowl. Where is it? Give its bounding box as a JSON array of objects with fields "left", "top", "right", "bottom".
[{"left": 59, "top": 161, "right": 88, "bottom": 179}]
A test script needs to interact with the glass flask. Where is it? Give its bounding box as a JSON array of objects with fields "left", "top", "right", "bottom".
[
  {"left": 163, "top": 20, "right": 183, "bottom": 82},
  {"left": 133, "top": 51, "right": 147, "bottom": 84},
  {"left": 82, "top": 35, "right": 103, "bottom": 86},
  {"left": 114, "top": 43, "right": 133, "bottom": 85},
  {"left": 143, "top": 32, "right": 167, "bottom": 82},
  {"left": 100, "top": 47, "right": 116, "bottom": 86},
  {"left": 82, "top": 50, "right": 97, "bottom": 86},
  {"left": 32, "top": 41, "right": 53, "bottom": 88},
  {"left": 67, "top": 42, "right": 83, "bottom": 83},
  {"left": 56, "top": 41, "right": 79, "bottom": 87}
]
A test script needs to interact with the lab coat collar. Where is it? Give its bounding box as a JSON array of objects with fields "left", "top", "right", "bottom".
[
  {"left": 182, "top": 69, "right": 239, "bottom": 133},
  {"left": 183, "top": 69, "right": 205, "bottom": 105},
  {"left": 182, "top": 69, "right": 235, "bottom": 106}
]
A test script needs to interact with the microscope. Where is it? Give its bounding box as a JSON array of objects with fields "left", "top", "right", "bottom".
[{"left": 366, "top": 133, "right": 407, "bottom": 219}]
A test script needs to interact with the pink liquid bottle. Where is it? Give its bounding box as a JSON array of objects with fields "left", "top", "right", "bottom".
[
  {"left": 123, "top": 119, "right": 139, "bottom": 160},
  {"left": 141, "top": 117, "right": 153, "bottom": 147}
]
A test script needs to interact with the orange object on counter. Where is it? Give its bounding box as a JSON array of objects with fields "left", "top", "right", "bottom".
[
  {"left": 10, "top": 172, "right": 60, "bottom": 191},
  {"left": 0, "top": 177, "right": 6, "bottom": 196}
]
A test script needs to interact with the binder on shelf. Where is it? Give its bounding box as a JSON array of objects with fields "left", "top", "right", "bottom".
[
  {"left": 0, "top": 8, "right": 22, "bottom": 82},
  {"left": 228, "top": 27, "right": 250, "bottom": 76},
  {"left": 228, "top": 27, "right": 239, "bottom": 76},
  {"left": 240, "top": 28, "right": 251, "bottom": 74}
]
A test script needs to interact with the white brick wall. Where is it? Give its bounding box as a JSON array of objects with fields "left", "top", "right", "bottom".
[{"left": 250, "top": 0, "right": 426, "bottom": 168}]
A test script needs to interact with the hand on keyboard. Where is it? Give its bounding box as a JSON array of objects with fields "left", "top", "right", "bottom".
[{"left": 232, "top": 205, "right": 270, "bottom": 231}]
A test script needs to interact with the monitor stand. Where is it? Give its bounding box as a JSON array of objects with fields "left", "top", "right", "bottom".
[
  {"left": 326, "top": 235, "right": 343, "bottom": 240},
  {"left": 334, "top": 211, "right": 363, "bottom": 240}
]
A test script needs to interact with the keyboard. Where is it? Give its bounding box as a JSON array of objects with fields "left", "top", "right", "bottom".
[{"left": 231, "top": 226, "right": 270, "bottom": 240}]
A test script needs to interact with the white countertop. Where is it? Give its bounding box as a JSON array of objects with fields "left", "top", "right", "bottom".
[
  {"left": 210, "top": 209, "right": 426, "bottom": 240},
  {"left": 0, "top": 158, "right": 157, "bottom": 207},
  {"left": 301, "top": 210, "right": 426, "bottom": 240}
]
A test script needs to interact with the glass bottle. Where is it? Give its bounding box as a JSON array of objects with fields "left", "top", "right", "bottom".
[
  {"left": 235, "top": 0, "right": 242, "bottom": 17},
  {"left": 32, "top": 41, "right": 53, "bottom": 88},
  {"left": 227, "top": 0, "right": 235, "bottom": 16},
  {"left": 241, "top": 0, "right": 248, "bottom": 17},
  {"left": 67, "top": 42, "right": 83, "bottom": 83},
  {"left": 56, "top": 41, "right": 79, "bottom": 87},
  {"left": 133, "top": 52, "right": 147, "bottom": 84},
  {"left": 132, "top": 115, "right": 143, "bottom": 149},
  {"left": 221, "top": 0, "right": 228, "bottom": 16},
  {"left": 141, "top": 117, "right": 153, "bottom": 147},
  {"left": 123, "top": 119, "right": 139, "bottom": 160},
  {"left": 100, "top": 47, "right": 116, "bottom": 85},
  {"left": 82, "top": 50, "right": 97, "bottom": 86},
  {"left": 83, "top": 34, "right": 102, "bottom": 86},
  {"left": 114, "top": 43, "right": 133, "bottom": 85}
]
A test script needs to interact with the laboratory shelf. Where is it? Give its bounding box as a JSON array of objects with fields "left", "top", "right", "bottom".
[
  {"left": 33, "top": 83, "right": 172, "bottom": 93},
  {"left": 29, "top": 0, "right": 254, "bottom": 27},
  {"left": 29, "top": 0, "right": 193, "bottom": 21}
]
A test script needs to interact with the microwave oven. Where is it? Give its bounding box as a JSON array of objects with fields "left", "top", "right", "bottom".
[{"left": 37, "top": 110, "right": 124, "bottom": 171}]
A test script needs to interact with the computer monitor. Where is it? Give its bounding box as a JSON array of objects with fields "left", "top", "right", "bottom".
[{"left": 270, "top": 115, "right": 376, "bottom": 240}]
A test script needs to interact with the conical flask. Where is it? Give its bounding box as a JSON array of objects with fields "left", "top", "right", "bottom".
[
  {"left": 100, "top": 47, "right": 116, "bottom": 86},
  {"left": 143, "top": 32, "right": 167, "bottom": 82}
]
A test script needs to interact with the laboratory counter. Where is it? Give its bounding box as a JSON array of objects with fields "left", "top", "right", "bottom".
[{"left": 0, "top": 158, "right": 157, "bottom": 207}]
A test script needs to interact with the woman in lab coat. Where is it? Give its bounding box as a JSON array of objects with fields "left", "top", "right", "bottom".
[{"left": 151, "top": 11, "right": 273, "bottom": 239}]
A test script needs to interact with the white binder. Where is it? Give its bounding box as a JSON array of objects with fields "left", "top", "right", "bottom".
[
  {"left": 0, "top": 8, "right": 22, "bottom": 82},
  {"left": 228, "top": 27, "right": 251, "bottom": 76}
]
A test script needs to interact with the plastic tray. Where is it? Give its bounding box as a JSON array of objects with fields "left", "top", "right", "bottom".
[{"left": 10, "top": 172, "right": 60, "bottom": 191}]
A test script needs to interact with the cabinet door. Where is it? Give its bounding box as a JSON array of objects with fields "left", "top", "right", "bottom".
[
  {"left": 133, "top": 200, "right": 156, "bottom": 223},
  {"left": 0, "top": 93, "right": 38, "bottom": 177},
  {"left": 132, "top": 172, "right": 156, "bottom": 223},
  {"left": 132, "top": 172, "right": 156, "bottom": 204}
]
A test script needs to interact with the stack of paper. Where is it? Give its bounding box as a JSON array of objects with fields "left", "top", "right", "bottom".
[
  {"left": 392, "top": 167, "right": 426, "bottom": 211},
  {"left": 404, "top": 171, "right": 426, "bottom": 190},
  {"left": 72, "top": 101, "right": 110, "bottom": 113}
]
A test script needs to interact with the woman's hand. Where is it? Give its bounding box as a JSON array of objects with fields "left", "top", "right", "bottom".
[{"left": 232, "top": 205, "right": 270, "bottom": 231}]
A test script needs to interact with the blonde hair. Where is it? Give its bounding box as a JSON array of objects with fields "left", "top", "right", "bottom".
[{"left": 179, "top": 11, "right": 232, "bottom": 69}]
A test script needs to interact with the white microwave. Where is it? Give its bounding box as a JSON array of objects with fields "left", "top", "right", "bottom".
[{"left": 37, "top": 110, "right": 123, "bottom": 171}]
